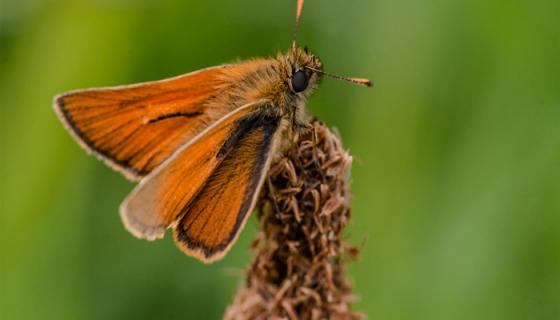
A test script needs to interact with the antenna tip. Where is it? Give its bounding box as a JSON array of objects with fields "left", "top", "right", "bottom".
[
  {"left": 364, "top": 79, "right": 373, "bottom": 88},
  {"left": 296, "top": 0, "right": 305, "bottom": 22},
  {"left": 355, "top": 78, "right": 373, "bottom": 87},
  {"left": 347, "top": 77, "right": 374, "bottom": 88}
]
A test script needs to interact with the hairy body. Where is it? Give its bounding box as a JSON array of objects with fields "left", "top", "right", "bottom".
[{"left": 206, "top": 48, "right": 323, "bottom": 147}]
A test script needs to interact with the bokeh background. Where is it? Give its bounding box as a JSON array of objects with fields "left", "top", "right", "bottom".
[{"left": 1, "top": 0, "right": 559, "bottom": 319}]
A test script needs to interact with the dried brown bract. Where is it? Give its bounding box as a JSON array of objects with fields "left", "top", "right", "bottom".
[{"left": 225, "top": 120, "right": 363, "bottom": 320}]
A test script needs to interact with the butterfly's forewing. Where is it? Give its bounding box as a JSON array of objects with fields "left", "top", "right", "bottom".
[
  {"left": 119, "top": 101, "right": 278, "bottom": 245},
  {"left": 53, "top": 65, "right": 236, "bottom": 180},
  {"left": 173, "top": 112, "right": 282, "bottom": 263}
]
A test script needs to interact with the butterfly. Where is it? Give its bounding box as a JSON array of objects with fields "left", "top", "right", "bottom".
[{"left": 53, "top": 0, "right": 371, "bottom": 263}]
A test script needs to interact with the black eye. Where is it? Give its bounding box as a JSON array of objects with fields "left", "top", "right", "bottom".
[{"left": 291, "top": 70, "right": 309, "bottom": 93}]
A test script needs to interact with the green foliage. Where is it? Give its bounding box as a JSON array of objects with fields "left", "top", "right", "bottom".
[{"left": 1, "top": 0, "right": 559, "bottom": 319}]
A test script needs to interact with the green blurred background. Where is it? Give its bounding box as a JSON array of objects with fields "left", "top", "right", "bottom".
[{"left": 1, "top": 0, "right": 559, "bottom": 319}]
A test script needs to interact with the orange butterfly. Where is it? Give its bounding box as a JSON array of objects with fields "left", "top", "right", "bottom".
[{"left": 53, "top": 0, "right": 371, "bottom": 263}]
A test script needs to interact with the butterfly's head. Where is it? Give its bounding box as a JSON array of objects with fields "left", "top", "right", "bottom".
[
  {"left": 282, "top": 46, "right": 324, "bottom": 97},
  {"left": 280, "top": 46, "right": 371, "bottom": 103}
]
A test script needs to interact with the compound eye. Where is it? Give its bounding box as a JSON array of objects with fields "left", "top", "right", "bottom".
[{"left": 291, "top": 70, "right": 309, "bottom": 93}]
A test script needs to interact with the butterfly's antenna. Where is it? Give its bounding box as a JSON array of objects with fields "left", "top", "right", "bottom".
[
  {"left": 292, "top": 0, "right": 305, "bottom": 49},
  {"left": 306, "top": 67, "right": 373, "bottom": 87}
]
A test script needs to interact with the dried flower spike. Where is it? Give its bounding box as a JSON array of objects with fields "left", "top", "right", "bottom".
[{"left": 225, "top": 120, "right": 363, "bottom": 320}]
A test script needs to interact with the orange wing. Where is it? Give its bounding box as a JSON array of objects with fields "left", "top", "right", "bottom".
[
  {"left": 173, "top": 111, "right": 282, "bottom": 263},
  {"left": 119, "top": 101, "right": 280, "bottom": 250},
  {"left": 53, "top": 65, "right": 235, "bottom": 180}
]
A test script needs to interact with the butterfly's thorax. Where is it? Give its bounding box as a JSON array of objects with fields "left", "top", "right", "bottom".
[{"left": 206, "top": 48, "right": 323, "bottom": 131}]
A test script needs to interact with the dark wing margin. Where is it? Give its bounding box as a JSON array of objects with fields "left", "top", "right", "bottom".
[{"left": 173, "top": 112, "right": 282, "bottom": 263}]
